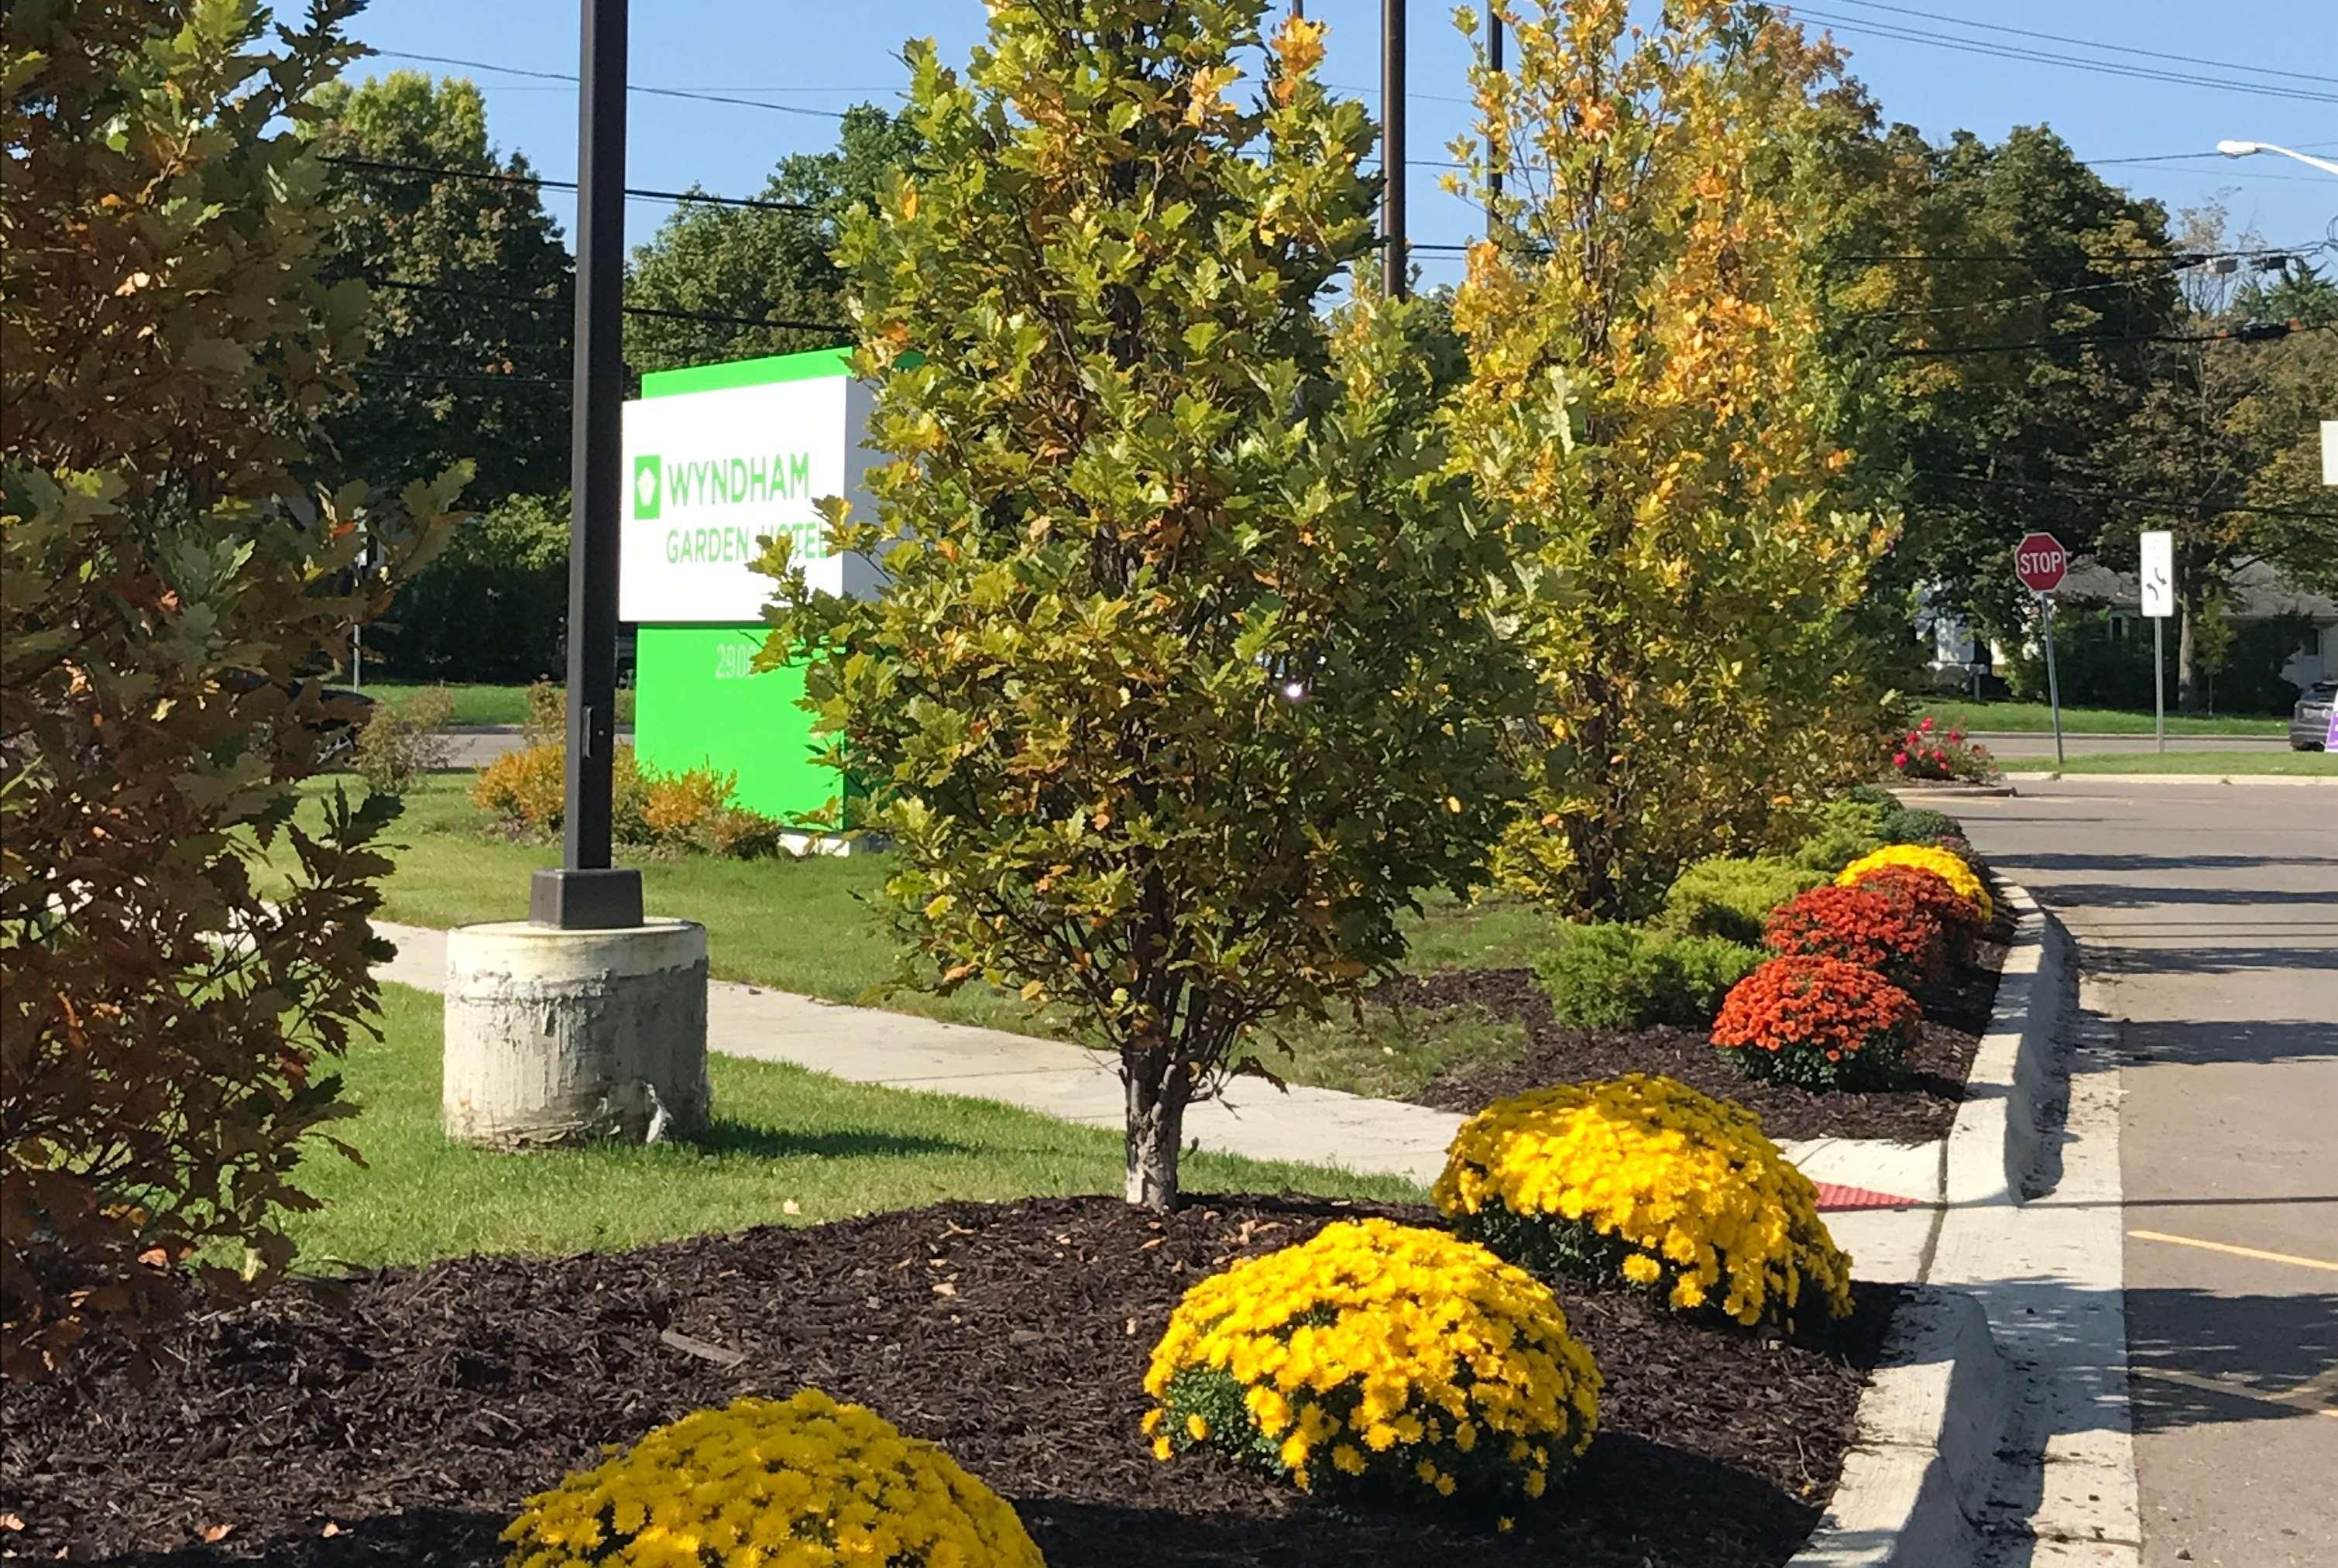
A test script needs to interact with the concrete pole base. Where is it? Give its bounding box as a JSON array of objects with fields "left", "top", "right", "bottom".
[{"left": 442, "top": 918, "right": 710, "bottom": 1151}]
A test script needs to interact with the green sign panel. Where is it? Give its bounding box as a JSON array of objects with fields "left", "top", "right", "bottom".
[
  {"left": 627, "top": 348, "right": 867, "bottom": 836},
  {"left": 633, "top": 626, "right": 846, "bottom": 829}
]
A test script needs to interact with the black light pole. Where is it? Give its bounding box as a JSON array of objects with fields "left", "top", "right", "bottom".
[
  {"left": 531, "top": 0, "right": 643, "bottom": 931},
  {"left": 1383, "top": 0, "right": 1407, "bottom": 298},
  {"left": 1485, "top": 9, "right": 1502, "bottom": 237}
]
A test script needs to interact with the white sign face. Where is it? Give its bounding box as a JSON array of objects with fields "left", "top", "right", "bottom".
[
  {"left": 2138, "top": 530, "right": 2175, "bottom": 619},
  {"left": 2323, "top": 420, "right": 2336, "bottom": 487},
  {"left": 619, "top": 373, "right": 881, "bottom": 621}
]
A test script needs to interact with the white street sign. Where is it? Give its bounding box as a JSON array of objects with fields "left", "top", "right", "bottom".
[
  {"left": 619, "top": 372, "right": 884, "bottom": 622},
  {"left": 2139, "top": 530, "right": 2175, "bottom": 619},
  {"left": 2322, "top": 420, "right": 2336, "bottom": 487}
]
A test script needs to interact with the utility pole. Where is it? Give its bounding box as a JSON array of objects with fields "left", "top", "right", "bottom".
[
  {"left": 532, "top": 0, "right": 641, "bottom": 931},
  {"left": 1383, "top": 0, "right": 1406, "bottom": 298},
  {"left": 1485, "top": 7, "right": 1502, "bottom": 237}
]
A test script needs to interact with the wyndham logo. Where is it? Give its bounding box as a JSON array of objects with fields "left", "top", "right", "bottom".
[
  {"left": 631, "top": 455, "right": 662, "bottom": 520},
  {"left": 630, "top": 451, "right": 816, "bottom": 521}
]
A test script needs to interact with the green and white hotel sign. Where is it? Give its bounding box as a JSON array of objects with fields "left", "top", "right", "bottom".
[{"left": 620, "top": 348, "right": 879, "bottom": 833}]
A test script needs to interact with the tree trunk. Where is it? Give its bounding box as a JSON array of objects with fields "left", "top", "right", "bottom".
[
  {"left": 2175, "top": 568, "right": 2203, "bottom": 715},
  {"left": 1123, "top": 1052, "right": 1190, "bottom": 1211}
]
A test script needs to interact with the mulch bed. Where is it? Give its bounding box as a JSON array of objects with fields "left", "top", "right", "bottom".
[
  {"left": 2, "top": 1196, "right": 1897, "bottom": 1568},
  {"left": 1409, "top": 926, "right": 2010, "bottom": 1143}
]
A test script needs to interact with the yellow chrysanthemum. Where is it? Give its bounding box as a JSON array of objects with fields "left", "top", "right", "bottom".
[
  {"left": 1142, "top": 1219, "right": 1599, "bottom": 1508},
  {"left": 502, "top": 1390, "right": 1045, "bottom": 1568},
  {"left": 1838, "top": 843, "right": 1992, "bottom": 922},
  {"left": 1433, "top": 1075, "right": 1853, "bottom": 1330}
]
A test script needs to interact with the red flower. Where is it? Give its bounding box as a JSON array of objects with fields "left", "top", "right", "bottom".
[
  {"left": 1711, "top": 956, "right": 1922, "bottom": 1089},
  {"left": 1893, "top": 750, "right": 1909, "bottom": 768},
  {"left": 1848, "top": 864, "right": 1987, "bottom": 955},
  {"left": 1919, "top": 717, "right": 1935, "bottom": 732},
  {"left": 1764, "top": 885, "right": 1945, "bottom": 989}
]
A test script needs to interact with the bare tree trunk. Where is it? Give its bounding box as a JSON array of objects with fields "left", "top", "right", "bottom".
[
  {"left": 2176, "top": 564, "right": 2204, "bottom": 715},
  {"left": 1123, "top": 1051, "right": 1189, "bottom": 1211}
]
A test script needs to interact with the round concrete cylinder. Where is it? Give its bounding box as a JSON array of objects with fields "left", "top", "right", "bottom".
[{"left": 442, "top": 918, "right": 710, "bottom": 1150}]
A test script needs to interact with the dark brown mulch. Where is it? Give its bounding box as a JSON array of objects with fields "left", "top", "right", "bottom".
[
  {"left": 1409, "top": 928, "right": 2010, "bottom": 1143},
  {"left": 2, "top": 1196, "right": 1897, "bottom": 1568}
]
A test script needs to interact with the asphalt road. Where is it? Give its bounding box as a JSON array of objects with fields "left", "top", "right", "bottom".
[
  {"left": 1955, "top": 781, "right": 2338, "bottom": 1568},
  {"left": 1973, "top": 731, "right": 2296, "bottom": 758}
]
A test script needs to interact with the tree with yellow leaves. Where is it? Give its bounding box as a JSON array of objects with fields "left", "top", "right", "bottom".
[{"left": 1447, "top": 0, "right": 1897, "bottom": 918}]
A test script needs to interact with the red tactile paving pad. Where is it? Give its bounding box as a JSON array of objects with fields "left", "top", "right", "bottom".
[{"left": 1814, "top": 1181, "right": 1924, "bottom": 1211}]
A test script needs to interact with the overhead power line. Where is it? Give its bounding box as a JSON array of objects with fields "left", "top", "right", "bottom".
[
  {"left": 1818, "top": 0, "right": 2338, "bottom": 87},
  {"left": 323, "top": 154, "right": 819, "bottom": 214},
  {"left": 1788, "top": 7, "right": 2338, "bottom": 106},
  {"left": 1886, "top": 320, "right": 2326, "bottom": 359},
  {"left": 1917, "top": 470, "right": 2338, "bottom": 523},
  {"left": 369, "top": 49, "right": 849, "bottom": 119},
  {"left": 364, "top": 275, "right": 850, "bottom": 337}
]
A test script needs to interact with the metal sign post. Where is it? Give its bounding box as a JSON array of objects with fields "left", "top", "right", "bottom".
[
  {"left": 2014, "top": 531, "right": 2070, "bottom": 767},
  {"left": 530, "top": 0, "right": 643, "bottom": 931},
  {"left": 2039, "top": 594, "right": 2065, "bottom": 767},
  {"left": 2140, "top": 530, "right": 2175, "bottom": 755}
]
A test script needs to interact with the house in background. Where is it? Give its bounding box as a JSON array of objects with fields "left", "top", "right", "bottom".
[{"left": 1921, "top": 558, "right": 2337, "bottom": 709}]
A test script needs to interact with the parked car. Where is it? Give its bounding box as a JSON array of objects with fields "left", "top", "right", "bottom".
[{"left": 2291, "top": 680, "right": 2336, "bottom": 751}]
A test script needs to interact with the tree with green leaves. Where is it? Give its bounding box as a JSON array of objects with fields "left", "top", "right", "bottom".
[
  {"left": 1446, "top": 0, "right": 1896, "bottom": 919},
  {"left": 623, "top": 105, "right": 921, "bottom": 373},
  {"left": 1828, "top": 125, "right": 2177, "bottom": 647},
  {"left": 2092, "top": 209, "right": 2338, "bottom": 705},
  {"left": 313, "top": 70, "right": 573, "bottom": 505},
  {"left": 764, "top": 2, "right": 1531, "bottom": 1209},
  {"left": 3, "top": 0, "right": 462, "bottom": 1377}
]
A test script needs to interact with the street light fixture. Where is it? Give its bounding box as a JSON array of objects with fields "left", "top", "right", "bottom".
[{"left": 2216, "top": 139, "right": 2338, "bottom": 177}]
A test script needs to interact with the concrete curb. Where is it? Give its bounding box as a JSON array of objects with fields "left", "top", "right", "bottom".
[
  {"left": 1792, "top": 1287, "right": 2009, "bottom": 1568},
  {"left": 2000, "top": 770, "right": 2335, "bottom": 786},
  {"left": 1793, "top": 880, "right": 2067, "bottom": 1566}
]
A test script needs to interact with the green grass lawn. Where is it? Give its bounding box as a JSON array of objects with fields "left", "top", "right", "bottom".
[
  {"left": 263, "top": 776, "right": 1557, "bottom": 1099},
  {"left": 2003, "top": 749, "right": 2336, "bottom": 777},
  {"left": 355, "top": 681, "right": 634, "bottom": 727},
  {"left": 287, "top": 984, "right": 1420, "bottom": 1269},
  {"left": 1917, "top": 700, "right": 2284, "bottom": 737}
]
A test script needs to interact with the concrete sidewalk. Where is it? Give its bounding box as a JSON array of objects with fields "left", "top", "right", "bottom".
[{"left": 377, "top": 920, "right": 1466, "bottom": 1182}]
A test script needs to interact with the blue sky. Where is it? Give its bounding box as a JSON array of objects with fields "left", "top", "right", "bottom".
[{"left": 344, "top": 0, "right": 2338, "bottom": 269}]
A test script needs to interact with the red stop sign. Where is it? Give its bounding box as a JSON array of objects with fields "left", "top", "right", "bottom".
[{"left": 2014, "top": 532, "right": 2068, "bottom": 594}]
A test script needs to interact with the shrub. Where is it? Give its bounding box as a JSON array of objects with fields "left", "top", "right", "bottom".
[
  {"left": 473, "top": 742, "right": 781, "bottom": 860},
  {"left": 701, "top": 806, "right": 789, "bottom": 860},
  {"left": 1661, "top": 856, "right": 1827, "bottom": 945},
  {"left": 1878, "top": 805, "right": 1959, "bottom": 845},
  {"left": 1763, "top": 884, "right": 1943, "bottom": 990},
  {"left": 1534, "top": 923, "right": 1762, "bottom": 1029},
  {"left": 1433, "top": 1076, "right": 1852, "bottom": 1330},
  {"left": 1838, "top": 843, "right": 1993, "bottom": 924},
  {"left": 352, "top": 687, "right": 454, "bottom": 795},
  {"left": 472, "top": 739, "right": 568, "bottom": 830},
  {"left": 1890, "top": 718, "right": 1995, "bottom": 783},
  {"left": 368, "top": 493, "right": 568, "bottom": 683},
  {"left": 503, "top": 1388, "right": 1044, "bottom": 1567},
  {"left": 1843, "top": 783, "right": 1899, "bottom": 812},
  {"left": 1787, "top": 797, "right": 1888, "bottom": 873},
  {"left": 1711, "top": 956, "right": 1921, "bottom": 1089},
  {"left": 2, "top": 5, "right": 461, "bottom": 1378},
  {"left": 643, "top": 766, "right": 733, "bottom": 845},
  {"left": 1143, "top": 1219, "right": 1599, "bottom": 1506},
  {"left": 1852, "top": 863, "right": 1988, "bottom": 960}
]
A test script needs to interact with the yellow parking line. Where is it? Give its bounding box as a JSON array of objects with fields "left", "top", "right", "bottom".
[{"left": 2128, "top": 1229, "right": 2338, "bottom": 1275}]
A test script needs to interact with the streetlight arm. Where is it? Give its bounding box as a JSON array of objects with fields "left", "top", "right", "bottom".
[{"left": 2217, "top": 139, "right": 2338, "bottom": 177}]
